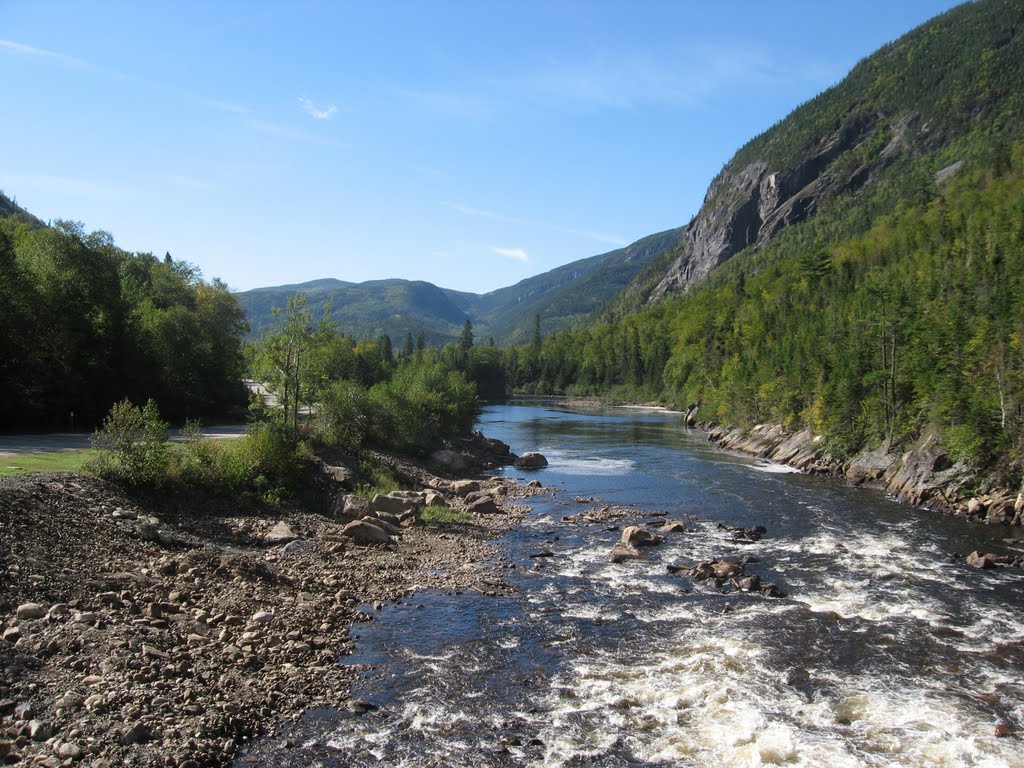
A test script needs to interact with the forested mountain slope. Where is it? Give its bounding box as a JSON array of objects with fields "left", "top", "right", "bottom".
[
  {"left": 645, "top": 0, "right": 1024, "bottom": 302},
  {"left": 236, "top": 228, "right": 683, "bottom": 345},
  {"left": 503, "top": 0, "right": 1024, "bottom": 491}
]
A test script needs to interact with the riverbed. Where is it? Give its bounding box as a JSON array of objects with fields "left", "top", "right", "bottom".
[{"left": 251, "top": 402, "right": 1024, "bottom": 767}]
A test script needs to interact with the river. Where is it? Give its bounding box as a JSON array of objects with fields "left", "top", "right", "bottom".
[{"left": 257, "top": 402, "right": 1024, "bottom": 766}]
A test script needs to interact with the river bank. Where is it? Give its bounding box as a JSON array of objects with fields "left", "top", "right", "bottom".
[
  {"left": 0, "top": 452, "right": 544, "bottom": 767},
  {"left": 705, "top": 422, "right": 1024, "bottom": 533}
]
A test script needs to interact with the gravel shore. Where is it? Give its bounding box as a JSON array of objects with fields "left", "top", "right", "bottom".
[{"left": 0, "top": 460, "right": 543, "bottom": 767}]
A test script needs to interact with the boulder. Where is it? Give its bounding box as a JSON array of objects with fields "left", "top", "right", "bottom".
[
  {"left": 515, "top": 452, "right": 548, "bottom": 469},
  {"left": 423, "top": 490, "right": 448, "bottom": 507},
  {"left": 463, "top": 490, "right": 493, "bottom": 506},
  {"left": 323, "top": 464, "right": 357, "bottom": 487},
  {"left": 468, "top": 496, "right": 502, "bottom": 515},
  {"left": 340, "top": 520, "right": 391, "bottom": 546},
  {"left": 965, "top": 550, "right": 1012, "bottom": 568},
  {"left": 621, "top": 525, "right": 663, "bottom": 547},
  {"left": 333, "top": 494, "right": 368, "bottom": 521},
  {"left": 429, "top": 449, "right": 469, "bottom": 474},
  {"left": 370, "top": 493, "right": 422, "bottom": 516},
  {"left": 362, "top": 515, "right": 403, "bottom": 536},
  {"left": 263, "top": 521, "right": 297, "bottom": 544},
  {"left": 16, "top": 603, "right": 46, "bottom": 621},
  {"left": 609, "top": 542, "right": 643, "bottom": 563},
  {"left": 451, "top": 480, "right": 481, "bottom": 497},
  {"left": 660, "top": 520, "right": 688, "bottom": 533}
]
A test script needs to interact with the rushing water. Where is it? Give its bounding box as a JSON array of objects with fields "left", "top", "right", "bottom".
[{"left": 256, "top": 403, "right": 1024, "bottom": 767}]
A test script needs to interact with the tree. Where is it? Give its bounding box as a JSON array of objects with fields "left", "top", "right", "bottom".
[{"left": 460, "top": 319, "right": 474, "bottom": 353}]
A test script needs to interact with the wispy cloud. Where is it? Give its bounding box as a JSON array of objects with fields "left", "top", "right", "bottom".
[
  {"left": 1, "top": 173, "right": 129, "bottom": 202},
  {"left": 298, "top": 96, "right": 337, "bottom": 120},
  {"left": 491, "top": 246, "right": 529, "bottom": 263},
  {"left": 0, "top": 38, "right": 90, "bottom": 67},
  {"left": 165, "top": 174, "right": 211, "bottom": 190},
  {"left": 0, "top": 38, "right": 251, "bottom": 115},
  {"left": 444, "top": 201, "right": 628, "bottom": 248}
]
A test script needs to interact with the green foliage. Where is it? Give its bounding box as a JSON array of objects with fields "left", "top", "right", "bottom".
[
  {"left": 223, "top": 422, "right": 308, "bottom": 495},
  {"left": 0, "top": 213, "right": 248, "bottom": 429},
  {"left": 419, "top": 505, "right": 472, "bottom": 525},
  {"left": 355, "top": 461, "right": 400, "bottom": 498},
  {"left": 315, "top": 380, "right": 371, "bottom": 453},
  {"left": 503, "top": 144, "right": 1024, "bottom": 489},
  {"left": 365, "top": 362, "right": 479, "bottom": 455},
  {"left": 88, "top": 399, "right": 170, "bottom": 485}
]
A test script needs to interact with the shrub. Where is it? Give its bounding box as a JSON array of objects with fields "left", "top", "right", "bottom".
[
  {"left": 315, "top": 380, "right": 371, "bottom": 453},
  {"left": 88, "top": 399, "right": 170, "bottom": 485},
  {"left": 222, "top": 421, "right": 307, "bottom": 495}
]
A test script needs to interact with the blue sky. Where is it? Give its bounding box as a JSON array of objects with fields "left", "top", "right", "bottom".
[{"left": 1, "top": 1, "right": 963, "bottom": 294}]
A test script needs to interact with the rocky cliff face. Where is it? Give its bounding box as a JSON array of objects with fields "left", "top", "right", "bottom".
[{"left": 649, "top": 112, "right": 891, "bottom": 300}]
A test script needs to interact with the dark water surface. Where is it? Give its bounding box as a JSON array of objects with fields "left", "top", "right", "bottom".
[{"left": 248, "top": 403, "right": 1024, "bottom": 767}]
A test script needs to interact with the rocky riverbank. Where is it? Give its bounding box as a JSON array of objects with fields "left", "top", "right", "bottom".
[
  {"left": 0, "top": 452, "right": 546, "bottom": 767},
  {"left": 705, "top": 423, "right": 1024, "bottom": 530}
]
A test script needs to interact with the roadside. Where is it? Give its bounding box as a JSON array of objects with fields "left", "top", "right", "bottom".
[{"left": 0, "top": 426, "right": 247, "bottom": 459}]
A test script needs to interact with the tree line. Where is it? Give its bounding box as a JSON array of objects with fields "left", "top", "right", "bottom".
[
  {"left": 489, "top": 142, "right": 1024, "bottom": 487},
  {"left": 0, "top": 214, "right": 248, "bottom": 430}
]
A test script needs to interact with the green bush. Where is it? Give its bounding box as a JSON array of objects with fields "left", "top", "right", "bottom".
[
  {"left": 315, "top": 380, "right": 371, "bottom": 453},
  {"left": 223, "top": 421, "right": 307, "bottom": 494},
  {"left": 88, "top": 399, "right": 170, "bottom": 485}
]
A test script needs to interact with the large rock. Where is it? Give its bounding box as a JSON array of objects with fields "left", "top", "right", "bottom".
[
  {"left": 451, "top": 480, "right": 481, "bottom": 497},
  {"left": 370, "top": 493, "right": 422, "bottom": 516},
  {"left": 340, "top": 520, "right": 391, "bottom": 546},
  {"left": 16, "top": 603, "right": 46, "bottom": 621},
  {"left": 621, "top": 525, "right": 663, "bottom": 547},
  {"left": 264, "top": 521, "right": 297, "bottom": 544},
  {"left": 609, "top": 542, "right": 643, "bottom": 563},
  {"left": 515, "top": 452, "right": 548, "bottom": 469},
  {"left": 429, "top": 449, "right": 468, "bottom": 474},
  {"left": 323, "top": 464, "right": 356, "bottom": 488},
  {"left": 468, "top": 496, "right": 502, "bottom": 515},
  {"left": 334, "top": 494, "right": 368, "bottom": 521}
]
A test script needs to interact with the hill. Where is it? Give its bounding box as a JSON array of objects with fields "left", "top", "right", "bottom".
[
  {"left": 503, "top": 0, "right": 1024, "bottom": 497},
  {"left": 236, "top": 227, "right": 683, "bottom": 344},
  {"left": 645, "top": 0, "right": 1024, "bottom": 301}
]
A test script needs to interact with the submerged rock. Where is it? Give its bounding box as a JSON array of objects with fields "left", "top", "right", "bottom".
[
  {"left": 621, "top": 525, "right": 663, "bottom": 548},
  {"left": 515, "top": 452, "right": 548, "bottom": 469}
]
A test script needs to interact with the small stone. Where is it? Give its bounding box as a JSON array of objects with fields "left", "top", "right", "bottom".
[
  {"left": 16, "top": 603, "right": 46, "bottom": 620},
  {"left": 57, "top": 742, "right": 83, "bottom": 759},
  {"left": 121, "top": 721, "right": 150, "bottom": 745},
  {"left": 251, "top": 611, "right": 275, "bottom": 625},
  {"left": 28, "top": 719, "right": 53, "bottom": 741},
  {"left": 2, "top": 627, "right": 22, "bottom": 643}
]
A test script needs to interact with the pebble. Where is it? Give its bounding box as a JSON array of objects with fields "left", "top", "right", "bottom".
[{"left": 16, "top": 603, "right": 46, "bottom": 620}]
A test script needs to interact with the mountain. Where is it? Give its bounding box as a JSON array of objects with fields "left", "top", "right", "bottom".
[
  {"left": 236, "top": 227, "right": 683, "bottom": 344},
  {"left": 501, "top": 0, "right": 1024, "bottom": 499},
  {"left": 0, "top": 192, "right": 46, "bottom": 228},
  {"left": 646, "top": 0, "right": 1024, "bottom": 301}
]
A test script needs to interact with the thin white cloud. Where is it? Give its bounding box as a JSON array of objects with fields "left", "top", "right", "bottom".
[
  {"left": 298, "top": 96, "right": 337, "bottom": 120},
  {"left": 165, "top": 174, "right": 211, "bottom": 190},
  {"left": 0, "top": 38, "right": 252, "bottom": 115},
  {"left": 445, "top": 201, "right": 628, "bottom": 248},
  {"left": 0, "top": 38, "right": 90, "bottom": 67},
  {"left": 491, "top": 246, "right": 529, "bottom": 263},
  {"left": 1, "top": 173, "right": 128, "bottom": 202},
  {"left": 444, "top": 201, "right": 506, "bottom": 221}
]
